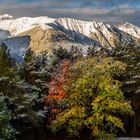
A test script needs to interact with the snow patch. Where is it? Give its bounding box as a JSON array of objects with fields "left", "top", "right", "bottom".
[{"left": 0, "top": 14, "right": 14, "bottom": 20}]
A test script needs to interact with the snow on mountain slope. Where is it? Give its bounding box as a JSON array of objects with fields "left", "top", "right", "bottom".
[
  {"left": 56, "top": 18, "right": 137, "bottom": 48},
  {"left": 0, "top": 15, "right": 55, "bottom": 36},
  {"left": 0, "top": 14, "right": 140, "bottom": 40},
  {"left": 117, "top": 22, "right": 140, "bottom": 38},
  {"left": 55, "top": 18, "right": 116, "bottom": 40},
  {"left": 0, "top": 14, "right": 14, "bottom": 20},
  {"left": 0, "top": 14, "right": 140, "bottom": 62}
]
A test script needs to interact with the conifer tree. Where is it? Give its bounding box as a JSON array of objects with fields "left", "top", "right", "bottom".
[{"left": 0, "top": 96, "right": 16, "bottom": 140}]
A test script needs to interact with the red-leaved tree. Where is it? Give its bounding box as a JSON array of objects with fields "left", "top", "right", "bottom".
[{"left": 44, "top": 60, "right": 71, "bottom": 117}]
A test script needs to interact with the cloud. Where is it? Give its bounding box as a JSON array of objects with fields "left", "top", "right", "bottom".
[{"left": 0, "top": 0, "right": 140, "bottom": 26}]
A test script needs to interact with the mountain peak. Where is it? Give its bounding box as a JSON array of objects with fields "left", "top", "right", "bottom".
[
  {"left": 116, "top": 22, "right": 140, "bottom": 38},
  {"left": 117, "top": 22, "right": 135, "bottom": 28},
  {"left": 0, "top": 14, "right": 14, "bottom": 20}
]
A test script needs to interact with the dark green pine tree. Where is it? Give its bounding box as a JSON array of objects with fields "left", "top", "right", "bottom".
[
  {"left": 19, "top": 49, "right": 55, "bottom": 130},
  {"left": 21, "top": 49, "right": 52, "bottom": 97},
  {"left": 0, "top": 45, "right": 43, "bottom": 136},
  {"left": 113, "top": 44, "right": 140, "bottom": 133},
  {"left": 0, "top": 43, "right": 15, "bottom": 78},
  {"left": 0, "top": 96, "right": 16, "bottom": 140}
]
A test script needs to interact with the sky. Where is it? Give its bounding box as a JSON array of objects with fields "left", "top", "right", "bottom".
[{"left": 0, "top": 0, "right": 140, "bottom": 26}]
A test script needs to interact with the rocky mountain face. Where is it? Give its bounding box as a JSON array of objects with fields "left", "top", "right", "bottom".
[
  {"left": 116, "top": 22, "right": 140, "bottom": 38},
  {"left": 0, "top": 14, "right": 140, "bottom": 61}
]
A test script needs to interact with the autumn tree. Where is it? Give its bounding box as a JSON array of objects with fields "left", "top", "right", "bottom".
[
  {"left": 43, "top": 46, "right": 80, "bottom": 119},
  {"left": 44, "top": 60, "right": 71, "bottom": 119},
  {"left": 51, "top": 57, "right": 134, "bottom": 139}
]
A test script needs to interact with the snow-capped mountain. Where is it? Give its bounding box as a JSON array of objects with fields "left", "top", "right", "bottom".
[
  {"left": 0, "top": 14, "right": 140, "bottom": 61},
  {"left": 116, "top": 22, "right": 140, "bottom": 38},
  {"left": 0, "top": 14, "right": 14, "bottom": 20}
]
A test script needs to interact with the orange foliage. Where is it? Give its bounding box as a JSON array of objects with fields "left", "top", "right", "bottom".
[
  {"left": 43, "top": 60, "right": 71, "bottom": 120},
  {"left": 45, "top": 59, "right": 71, "bottom": 103},
  {"left": 52, "top": 109, "right": 61, "bottom": 113}
]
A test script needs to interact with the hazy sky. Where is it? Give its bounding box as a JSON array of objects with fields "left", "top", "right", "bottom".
[{"left": 0, "top": 0, "right": 140, "bottom": 26}]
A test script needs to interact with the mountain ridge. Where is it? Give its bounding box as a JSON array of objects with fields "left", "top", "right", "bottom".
[{"left": 0, "top": 14, "right": 140, "bottom": 61}]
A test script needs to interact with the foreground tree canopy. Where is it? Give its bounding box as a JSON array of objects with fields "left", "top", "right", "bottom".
[
  {"left": 51, "top": 57, "right": 134, "bottom": 138},
  {"left": 0, "top": 46, "right": 135, "bottom": 139}
]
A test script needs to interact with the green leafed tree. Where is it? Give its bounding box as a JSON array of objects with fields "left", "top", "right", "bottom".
[{"left": 51, "top": 57, "right": 134, "bottom": 139}]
